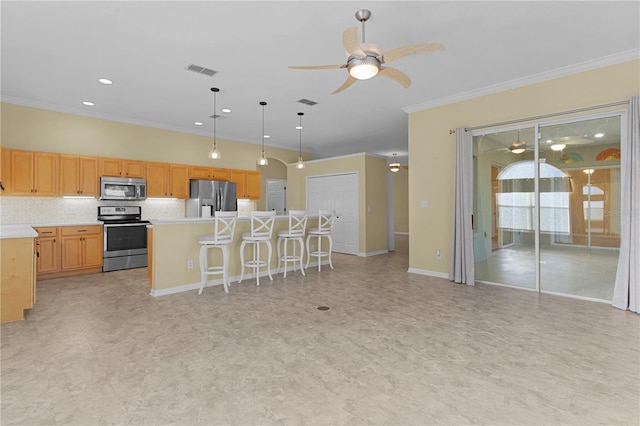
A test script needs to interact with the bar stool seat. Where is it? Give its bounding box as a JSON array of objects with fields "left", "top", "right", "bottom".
[
  {"left": 277, "top": 210, "right": 307, "bottom": 278},
  {"left": 197, "top": 211, "right": 237, "bottom": 295},
  {"left": 239, "top": 210, "right": 276, "bottom": 286},
  {"left": 305, "top": 210, "right": 336, "bottom": 271}
]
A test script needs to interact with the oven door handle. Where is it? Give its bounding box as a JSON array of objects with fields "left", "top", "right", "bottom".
[{"left": 103, "top": 223, "right": 148, "bottom": 228}]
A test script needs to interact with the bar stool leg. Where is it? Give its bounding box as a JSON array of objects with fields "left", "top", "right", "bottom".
[
  {"left": 277, "top": 237, "right": 283, "bottom": 274},
  {"left": 198, "top": 245, "right": 207, "bottom": 296},
  {"left": 298, "top": 237, "right": 306, "bottom": 276},
  {"left": 266, "top": 241, "right": 273, "bottom": 281},
  {"left": 282, "top": 239, "right": 288, "bottom": 278},
  {"left": 317, "top": 234, "right": 322, "bottom": 271},
  {"left": 305, "top": 235, "right": 311, "bottom": 270},
  {"left": 239, "top": 241, "right": 246, "bottom": 283},
  {"left": 221, "top": 245, "right": 229, "bottom": 292},
  {"left": 327, "top": 235, "right": 334, "bottom": 269},
  {"left": 256, "top": 241, "right": 261, "bottom": 286}
]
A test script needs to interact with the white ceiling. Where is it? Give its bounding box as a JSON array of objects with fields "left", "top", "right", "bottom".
[{"left": 2, "top": 1, "right": 638, "bottom": 164}]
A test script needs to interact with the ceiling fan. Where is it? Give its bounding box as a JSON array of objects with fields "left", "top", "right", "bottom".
[
  {"left": 389, "top": 153, "right": 408, "bottom": 172},
  {"left": 289, "top": 9, "right": 444, "bottom": 94}
]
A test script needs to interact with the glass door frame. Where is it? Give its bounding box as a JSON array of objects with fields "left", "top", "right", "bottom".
[{"left": 471, "top": 108, "right": 626, "bottom": 299}]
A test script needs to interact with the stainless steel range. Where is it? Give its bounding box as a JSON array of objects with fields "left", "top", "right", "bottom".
[{"left": 98, "top": 206, "right": 149, "bottom": 272}]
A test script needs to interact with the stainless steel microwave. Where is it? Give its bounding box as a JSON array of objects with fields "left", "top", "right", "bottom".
[{"left": 99, "top": 177, "right": 146, "bottom": 200}]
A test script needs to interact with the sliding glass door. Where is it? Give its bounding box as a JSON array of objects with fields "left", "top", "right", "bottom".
[{"left": 472, "top": 113, "right": 622, "bottom": 301}]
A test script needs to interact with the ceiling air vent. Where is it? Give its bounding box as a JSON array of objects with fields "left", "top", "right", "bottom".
[
  {"left": 186, "top": 64, "right": 217, "bottom": 77},
  {"left": 209, "top": 114, "right": 226, "bottom": 119},
  {"left": 297, "top": 98, "right": 318, "bottom": 106}
]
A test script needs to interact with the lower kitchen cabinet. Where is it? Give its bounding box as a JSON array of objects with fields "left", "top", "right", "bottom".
[
  {"left": 35, "top": 225, "right": 102, "bottom": 280},
  {"left": 0, "top": 237, "right": 36, "bottom": 323},
  {"left": 35, "top": 227, "right": 59, "bottom": 274}
]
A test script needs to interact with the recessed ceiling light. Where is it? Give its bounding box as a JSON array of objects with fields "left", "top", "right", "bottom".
[
  {"left": 546, "top": 139, "right": 552, "bottom": 144},
  {"left": 98, "top": 78, "right": 113, "bottom": 85},
  {"left": 594, "top": 133, "right": 604, "bottom": 138},
  {"left": 221, "top": 108, "right": 231, "bottom": 113},
  {"left": 194, "top": 122, "right": 203, "bottom": 126},
  {"left": 295, "top": 126, "right": 303, "bottom": 130},
  {"left": 264, "top": 135, "right": 270, "bottom": 139},
  {"left": 82, "top": 101, "right": 95, "bottom": 106}
]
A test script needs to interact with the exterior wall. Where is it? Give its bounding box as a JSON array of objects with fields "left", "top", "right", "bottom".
[{"left": 407, "top": 59, "right": 640, "bottom": 275}]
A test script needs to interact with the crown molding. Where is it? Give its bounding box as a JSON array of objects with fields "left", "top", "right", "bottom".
[{"left": 402, "top": 49, "right": 640, "bottom": 114}]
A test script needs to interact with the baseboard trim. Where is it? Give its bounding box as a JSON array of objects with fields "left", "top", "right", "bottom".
[
  {"left": 358, "top": 250, "right": 389, "bottom": 257},
  {"left": 407, "top": 268, "right": 449, "bottom": 280}
]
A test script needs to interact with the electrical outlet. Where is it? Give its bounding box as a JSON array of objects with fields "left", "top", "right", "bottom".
[
  {"left": 436, "top": 249, "right": 442, "bottom": 259},
  {"left": 187, "top": 260, "right": 194, "bottom": 269}
]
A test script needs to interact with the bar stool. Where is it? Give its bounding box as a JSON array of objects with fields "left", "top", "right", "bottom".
[
  {"left": 277, "top": 210, "right": 307, "bottom": 278},
  {"left": 197, "top": 211, "right": 237, "bottom": 295},
  {"left": 305, "top": 210, "right": 336, "bottom": 271},
  {"left": 239, "top": 210, "right": 276, "bottom": 286}
]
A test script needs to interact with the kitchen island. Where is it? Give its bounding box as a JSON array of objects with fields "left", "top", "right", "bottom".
[
  {"left": 0, "top": 225, "right": 37, "bottom": 322},
  {"left": 148, "top": 216, "right": 322, "bottom": 296}
]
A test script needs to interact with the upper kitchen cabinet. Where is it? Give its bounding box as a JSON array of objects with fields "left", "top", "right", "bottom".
[
  {"left": 99, "top": 158, "right": 146, "bottom": 178},
  {"left": 146, "top": 162, "right": 189, "bottom": 198},
  {"left": 0, "top": 147, "right": 9, "bottom": 195},
  {"left": 59, "top": 155, "right": 98, "bottom": 196},
  {"left": 9, "top": 150, "right": 58, "bottom": 196},
  {"left": 189, "top": 166, "right": 231, "bottom": 181},
  {"left": 230, "top": 170, "right": 260, "bottom": 200}
]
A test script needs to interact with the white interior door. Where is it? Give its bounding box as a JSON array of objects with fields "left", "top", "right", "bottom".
[
  {"left": 307, "top": 173, "right": 359, "bottom": 255},
  {"left": 266, "top": 179, "right": 286, "bottom": 215}
]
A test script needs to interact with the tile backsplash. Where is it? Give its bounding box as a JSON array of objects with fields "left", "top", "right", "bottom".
[{"left": 0, "top": 197, "right": 255, "bottom": 225}]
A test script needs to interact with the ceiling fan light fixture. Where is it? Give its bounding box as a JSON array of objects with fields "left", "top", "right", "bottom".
[
  {"left": 348, "top": 56, "right": 380, "bottom": 80},
  {"left": 509, "top": 130, "right": 526, "bottom": 154},
  {"left": 550, "top": 143, "right": 566, "bottom": 151}
]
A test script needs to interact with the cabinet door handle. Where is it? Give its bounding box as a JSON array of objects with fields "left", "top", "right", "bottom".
[
  {"left": 41, "top": 231, "right": 53, "bottom": 234},
  {"left": 77, "top": 230, "right": 87, "bottom": 233}
]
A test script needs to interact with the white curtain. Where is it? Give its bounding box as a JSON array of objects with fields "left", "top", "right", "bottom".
[
  {"left": 449, "top": 127, "right": 474, "bottom": 285},
  {"left": 613, "top": 95, "right": 640, "bottom": 312}
]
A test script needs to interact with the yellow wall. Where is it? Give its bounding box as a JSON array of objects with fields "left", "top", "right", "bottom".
[
  {"left": 407, "top": 59, "right": 640, "bottom": 274},
  {"left": 391, "top": 169, "right": 409, "bottom": 233},
  {"left": 1, "top": 103, "right": 305, "bottom": 171},
  {"left": 286, "top": 153, "right": 388, "bottom": 254}
]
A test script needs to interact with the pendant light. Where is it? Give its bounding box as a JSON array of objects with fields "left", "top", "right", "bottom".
[
  {"left": 208, "top": 87, "right": 221, "bottom": 160},
  {"left": 257, "top": 101, "right": 268, "bottom": 166},
  {"left": 296, "top": 112, "right": 305, "bottom": 169}
]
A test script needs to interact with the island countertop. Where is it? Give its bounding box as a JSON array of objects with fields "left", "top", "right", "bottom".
[{"left": 0, "top": 225, "right": 38, "bottom": 240}]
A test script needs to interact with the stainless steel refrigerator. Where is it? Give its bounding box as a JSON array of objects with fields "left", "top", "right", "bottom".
[{"left": 186, "top": 180, "right": 237, "bottom": 218}]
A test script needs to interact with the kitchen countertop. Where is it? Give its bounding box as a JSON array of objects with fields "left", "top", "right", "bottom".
[{"left": 0, "top": 225, "right": 38, "bottom": 239}]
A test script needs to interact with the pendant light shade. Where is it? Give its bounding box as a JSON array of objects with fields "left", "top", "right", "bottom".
[
  {"left": 257, "top": 101, "right": 268, "bottom": 166},
  {"left": 296, "top": 112, "right": 305, "bottom": 169},
  {"left": 208, "top": 87, "right": 221, "bottom": 160}
]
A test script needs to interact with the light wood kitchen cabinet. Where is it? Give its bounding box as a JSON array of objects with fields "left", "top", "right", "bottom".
[
  {"left": 231, "top": 170, "right": 260, "bottom": 199},
  {"left": 59, "top": 155, "right": 98, "bottom": 196},
  {"left": 1, "top": 237, "right": 36, "bottom": 323},
  {"left": 146, "top": 162, "right": 189, "bottom": 198},
  {"left": 0, "top": 147, "right": 10, "bottom": 195},
  {"left": 9, "top": 150, "right": 58, "bottom": 196},
  {"left": 189, "top": 166, "right": 231, "bottom": 181},
  {"left": 34, "top": 227, "right": 60, "bottom": 274},
  {"left": 169, "top": 164, "right": 189, "bottom": 198},
  {"left": 60, "top": 225, "right": 102, "bottom": 271},
  {"left": 99, "top": 158, "right": 146, "bottom": 178}
]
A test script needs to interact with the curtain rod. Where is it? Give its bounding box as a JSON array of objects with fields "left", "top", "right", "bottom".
[{"left": 448, "top": 99, "right": 629, "bottom": 134}]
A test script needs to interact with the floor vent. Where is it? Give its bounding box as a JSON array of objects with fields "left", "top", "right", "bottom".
[
  {"left": 297, "top": 98, "right": 318, "bottom": 106},
  {"left": 186, "top": 64, "right": 217, "bottom": 77}
]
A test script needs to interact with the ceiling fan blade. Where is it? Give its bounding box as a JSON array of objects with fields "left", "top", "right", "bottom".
[
  {"left": 378, "top": 67, "right": 411, "bottom": 88},
  {"left": 342, "top": 27, "right": 366, "bottom": 58},
  {"left": 383, "top": 43, "right": 445, "bottom": 63},
  {"left": 331, "top": 75, "right": 358, "bottom": 95},
  {"left": 289, "top": 64, "right": 345, "bottom": 70}
]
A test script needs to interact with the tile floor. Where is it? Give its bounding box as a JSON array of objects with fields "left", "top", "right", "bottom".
[{"left": 2, "top": 236, "right": 639, "bottom": 425}]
